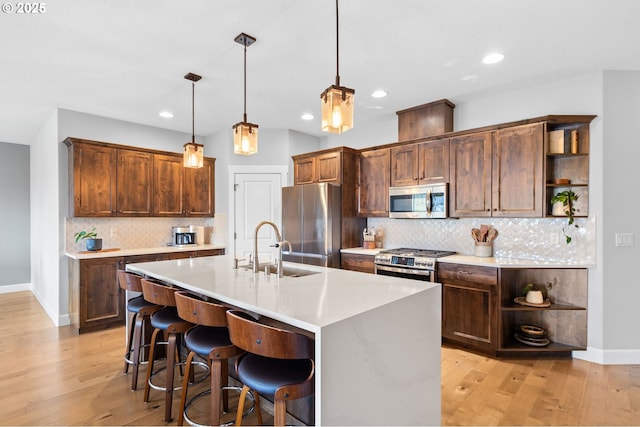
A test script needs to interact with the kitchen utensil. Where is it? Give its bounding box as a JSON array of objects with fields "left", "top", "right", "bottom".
[
  {"left": 487, "top": 228, "right": 498, "bottom": 242},
  {"left": 471, "top": 228, "right": 481, "bottom": 242},
  {"left": 479, "top": 224, "right": 489, "bottom": 242}
]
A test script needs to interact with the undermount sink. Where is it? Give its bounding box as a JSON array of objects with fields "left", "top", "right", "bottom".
[{"left": 239, "top": 263, "right": 320, "bottom": 278}]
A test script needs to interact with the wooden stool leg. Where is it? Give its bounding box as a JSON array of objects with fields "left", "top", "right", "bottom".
[
  {"left": 177, "top": 351, "right": 195, "bottom": 426},
  {"left": 274, "top": 398, "right": 287, "bottom": 426},
  {"left": 235, "top": 385, "right": 249, "bottom": 426},
  {"left": 124, "top": 311, "right": 136, "bottom": 374},
  {"left": 143, "top": 328, "right": 161, "bottom": 403},
  {"left": 210, "top": 359, "right": 222, "bottom": 426},
  {"left": 130, "top": 313, "right": 145, "bottom": 390},
  {"left": 254, "top": 391, "right": 262, "bottom": 425}
]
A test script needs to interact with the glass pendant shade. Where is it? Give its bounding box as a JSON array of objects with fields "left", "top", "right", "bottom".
[
  {"left": 183, "top": 142, "right": 204, "bottom": 168},
  {"left": 321, "top": 84, "right": 354, "bottom": 134},
  {"left": 233, "top": 122, "right": 258, "bottom": 155}
]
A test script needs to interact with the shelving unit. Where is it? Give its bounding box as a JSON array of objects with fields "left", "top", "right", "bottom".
[
  {"left": 544, "top": 118, "right": 594, "bottom": 218},
  {"left": 498, "top": 268, "right": 587, "bottom": 355}
]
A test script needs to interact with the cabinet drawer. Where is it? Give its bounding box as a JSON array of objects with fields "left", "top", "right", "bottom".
[
  {"left": 341, "top": 253, "right": 375, "bottom": 274},
  {"left": 437, "top": 263, "right": 497, "bottom": 286}
]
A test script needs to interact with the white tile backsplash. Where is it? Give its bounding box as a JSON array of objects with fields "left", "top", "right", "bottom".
[
  {"left": 66, "top": 216, "right": 225, "bottom": 252},
  {"left": 367, "top": 215, "right": 595, "bottom": 264}
]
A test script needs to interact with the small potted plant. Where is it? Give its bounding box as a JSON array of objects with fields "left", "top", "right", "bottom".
[
  {"left": 551, "top": 190, "right": 579, "bottom": 244},
  {"left": 74, "top": 227, "right": 102, "bottom": 251}
]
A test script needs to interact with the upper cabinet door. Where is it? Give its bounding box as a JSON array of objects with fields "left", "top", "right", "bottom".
[
  {"left": 294, "top": 156, "right": 315, "bottom": 185},
  {"left": 390, "top": 144, "right": 419, "bottom": 186},
  {"left": 153, "top": 153, "right": 185, "bottom": 216},
  {"left": 449, "top": 132, "right": 493, "bottom": 217},
  {"left": 418, "top": 138, "right": 450, "bottom": 184},
  {"left": 316, "top": 151, "right": 342, "bottom": 183},
  {"left": 184, "top": 157, "right": 215, "bottom": 217},
  {"left": 116, "top": 149, "right": 153, "bottom": 216},
  {"left": 358, "top": 148, "right": 390, "bottom": 217},
  {"left": 70, "top": 142, "right": 117, "bottom": 217},
  {"left": 492, "top": 123, "right": 544, "bottom": 217}
]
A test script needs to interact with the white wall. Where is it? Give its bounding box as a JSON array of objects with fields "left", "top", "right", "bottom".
[
  {"left": 30, "top": 110, "right": 64, "bottom": 325},
  {"left": 602, "top": 71, "right": 640, "bottom": 359},
  {"left": 0, "top": 142, "right": 30, "bottom": 289}
]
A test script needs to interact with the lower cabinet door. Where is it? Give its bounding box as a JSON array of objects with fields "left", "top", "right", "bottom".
[
  {"left": 79, "top": 257, "right": 125, "bottom": 333},
  {"left": 442, "top": 283, "right": 496, "bottom": 352}
]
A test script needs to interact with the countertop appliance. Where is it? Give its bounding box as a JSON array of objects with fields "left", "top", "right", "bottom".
[
  {"left": 374, "top": 247, "right": 456, "bottom": 282},
  {"left": 281, "top": 183, "right": 341, "bottom": 268},
  {"left": 172, "top": 226, "right": 197, "bottom": 246},
  {"left": 389, "top": 183, "right": 448, "bottom": 219}
]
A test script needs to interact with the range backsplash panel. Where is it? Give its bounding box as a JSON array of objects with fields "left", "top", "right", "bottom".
[{"left": 367, "top": 216, "right": 595, "bottom": 264}]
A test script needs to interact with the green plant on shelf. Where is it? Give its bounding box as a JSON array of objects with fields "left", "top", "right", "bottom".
[
  {"left": 74, "top": 227, "right": 98, "bottom": 242},
  {"left": 551, "top": 190, "right": 579, "bottom": 244}
]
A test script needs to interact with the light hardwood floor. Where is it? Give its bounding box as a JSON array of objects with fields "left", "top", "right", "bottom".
[{"left": 1, "top": 291, "right": 639, "bottom": 426}]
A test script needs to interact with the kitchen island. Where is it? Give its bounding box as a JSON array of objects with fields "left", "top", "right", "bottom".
[{"left": 127, "top": 255, "right": 441, "bottom": 426}]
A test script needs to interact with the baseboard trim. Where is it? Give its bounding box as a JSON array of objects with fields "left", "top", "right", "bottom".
[
  {"left": 574, "top": 347, "right": 640, "bottom": 365},
  {"left": 0, "top": 283, "right": 32, "bottom": 293}
]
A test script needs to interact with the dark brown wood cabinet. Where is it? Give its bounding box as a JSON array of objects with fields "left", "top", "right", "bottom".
[
  {"left": 390, "top": 138, "right": 450, "bottom": 186},
  {"left": 498, "top": 268, "right": 587, "bottom": 356},
  {"left": 544, "top": 117, "right": 594, "bottom": 218},
  {"left": 439, "top": 262, "right": 499, "bottom": 353},
  {"left": 449, "top": 123, "right": 544, "bottom": 218},
  {"left": 69, "top": 256, "right": 125, "bottom": 334},
  {"left": 69, "top": 249, "right": 224, "bottom": 333},
  {"left": 153, "top": 153, "right": 185, "bottom": 216},
  {"left": 340, "top": 252, "right": 375, "bottom": 274},
  {"left": 184, "top": 157, "right": 215, "bottom": 217},
  {"left": 293, "top": 149, "right": 343, "bottom": 184},
  {"left": 357, "top": 148, "right": 390, "bottom": 217},
  {"left": 65, "top": 138, "right": 215, "bottom": 218},
  {"left": 396, "top": 99, "right": 455, "bottom": 141},
  {"left": 68, "top": 141, "right": 117, "bottom": 217},
  {"left": 117, "top": 149, "right": 153, "bottom": 216}
]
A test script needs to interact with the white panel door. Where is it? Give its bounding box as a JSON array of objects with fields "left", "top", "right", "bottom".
[{"left": 233, "top": 172, "right": 283, "bottom": 264}]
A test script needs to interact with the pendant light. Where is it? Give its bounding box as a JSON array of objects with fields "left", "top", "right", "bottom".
[
  {"left": 233, "top": 32, "right": 258, "bottom": 156},
  {"left": 183, "top": 72, "right": 204, "bottom": 168},
  {"left": 320, "top": 0, "right": 355, "bottom": 134}
]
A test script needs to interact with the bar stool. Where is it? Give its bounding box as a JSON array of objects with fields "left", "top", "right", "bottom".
[
  {"left": 225, "top": 310, "right": 315, "bottom": 426},
  {"left": 117, "top": 270, "right": 161, "bottom": 391},
  {"left": 174, "top": 291, "right": 247, "bottom": 426},
  {"left": 140, "top": 279, "right": 194, "bottom": 422}
]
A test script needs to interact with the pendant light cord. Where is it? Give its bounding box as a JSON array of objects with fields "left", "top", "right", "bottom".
[
  {"left": 243, "top": 43, "right": 248, "bottom": 122},
  {"left": 335, "top": 0, "right": 340, "bottom": 86},
  {"left": 191, "top": 81, "right": 195, "bottom": 144}
]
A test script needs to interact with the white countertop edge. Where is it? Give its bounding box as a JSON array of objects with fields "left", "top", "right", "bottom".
[
  {"left": 65, "top": 244, "right": 225, "bottom": 260},
  {"left": 438, "top": 254, "right": 594, "bottom": 268},
  {"left": 340, "top": 247, "right": 383, "bottom": 255}
]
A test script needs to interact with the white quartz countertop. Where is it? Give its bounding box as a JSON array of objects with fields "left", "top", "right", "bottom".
[
  {"left": 126, "top": 254, "right": 438, "bottom": 333},
  {"left": 438, "top": 254, "right": 593, "bottom": 268},
  {"left": 65, "top": 244, "right": 225, "bottom": 260}
]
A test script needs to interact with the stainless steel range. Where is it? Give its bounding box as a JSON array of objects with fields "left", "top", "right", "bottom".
[{"left": 374, "top": 248, "right": 456, "bottom": 281}]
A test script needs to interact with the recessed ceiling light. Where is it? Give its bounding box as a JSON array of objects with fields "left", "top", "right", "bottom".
[
  {"left": 301, "top": 113, "right": 314, "bottom": 121},
  {"left": 371, "top": 89, "right": 388, "bottom": 98},
  {"left": 482, "top": 52, "right": 504, "bottom": 64},
  {"left": 159, "top": 111, "right": 174, "bottom": 119}
]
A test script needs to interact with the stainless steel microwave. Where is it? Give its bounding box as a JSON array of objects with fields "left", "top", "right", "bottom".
[{"left": 389, "top": 183, "right": 448, "bottom": 219}]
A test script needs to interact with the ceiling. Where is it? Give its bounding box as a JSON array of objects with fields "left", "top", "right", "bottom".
[{"left": 2, "top": 0, "right": 640, "bottom": 145}]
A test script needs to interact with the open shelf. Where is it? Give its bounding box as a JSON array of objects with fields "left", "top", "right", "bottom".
[{"left": 502, "top": 302, "right": 586, "bottom": 311}]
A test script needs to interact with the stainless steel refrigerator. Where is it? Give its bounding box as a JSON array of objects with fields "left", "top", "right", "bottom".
[{"left": 281, "top": 183, "right": 341, "bottom": 268}]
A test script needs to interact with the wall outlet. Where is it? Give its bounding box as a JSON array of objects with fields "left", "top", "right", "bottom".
[
  {"left": 110, "top": 227, "right": 118, "bottom": 238},
  {"left": 549, "top": 232, "right": 560, "bottom": 245},
  {"left": 615, "top": 233, "right": 633, "bottom": 247}
]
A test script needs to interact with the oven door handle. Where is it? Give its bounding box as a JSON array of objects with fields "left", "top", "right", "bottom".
[{"left": 375, "top": 264, "right": 433, "bottom": 277}]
